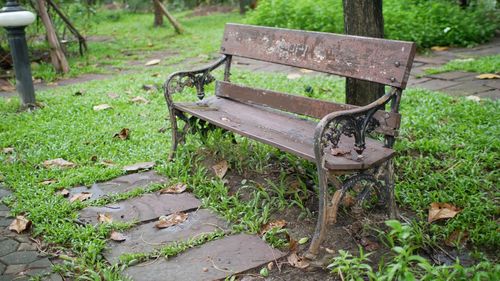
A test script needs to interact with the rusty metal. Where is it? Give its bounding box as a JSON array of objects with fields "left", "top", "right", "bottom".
[
  {"left": 163, "top": 55, "right": 228, "bottom": 159},
  {"left": 163, "top": 24, "right": 415, "bottom": 260},
  {"left": 221, "top": 23, "right": 416, "bottom": 88}
]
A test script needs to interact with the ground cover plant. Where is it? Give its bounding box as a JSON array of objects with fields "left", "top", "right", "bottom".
[
  {"left": 1, "top": 67, "right": 498, "bottom": 279},
  {"left": 1, "top": 8, "right": 499, "bottom": 281},
  {"left": 425, "top": 54, "right": 500, "bottom": 75},
  {"left": 247, "top": 0, "right": 499, "bottom": 48}
]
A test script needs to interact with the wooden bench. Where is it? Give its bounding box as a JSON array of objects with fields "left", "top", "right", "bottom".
[{"left": 164, "top": 24, "right": 416, "bottom": 259}]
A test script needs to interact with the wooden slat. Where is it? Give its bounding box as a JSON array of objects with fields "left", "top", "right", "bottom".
[
  {"left": 174, "top": 97, "right": 394, "bottom": 171},
  {"left": 215, "top": 81, "right": 401, "bottom": 136},
  {"left": 221, "top": 24, "right": 416, "bottom": 88}
]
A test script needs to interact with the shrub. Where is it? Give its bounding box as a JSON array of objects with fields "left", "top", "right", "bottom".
[{"left": 247, "top": 0, "right": 499, "bottom": 48}]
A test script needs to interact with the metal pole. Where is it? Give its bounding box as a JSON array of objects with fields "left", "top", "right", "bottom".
[{"left": 6, "top": 26, "right": 36, "bottom": 106}]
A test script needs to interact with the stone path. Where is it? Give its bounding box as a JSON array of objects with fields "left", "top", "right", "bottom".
[
  {"left": 74, "top": 171, "right": 284, "bottom": 280},
  {"left": 0, "top": 188, "right": 61, "bottom": 281},
  {"left": 233, "top": 36, "right": 500, "bottom": 100},
  {"left": 2, "top": 171, "right": 285, "bottom": 280}
]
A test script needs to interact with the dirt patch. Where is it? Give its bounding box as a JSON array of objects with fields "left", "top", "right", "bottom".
[{"left": 187, "top": 5, "right": 235, "bottom": 18}]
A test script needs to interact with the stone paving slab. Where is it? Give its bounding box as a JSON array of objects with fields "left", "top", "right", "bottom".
[
  {"left": 69, "top": 171, "right": 168, "bottom": 201},
  {"left": 78, "top": 193, "right": 201, "bottom": 224},
  {"left": 123, "top": 234, "right": 286, "bottom": 281},
  {"left": 475, "top": 89, "right": 499, "bottom": 101},
  {"left": 105, "top": 209, "right": 229, "bottom": 264},
  {"left": 440, "top": 80, "right": 493, "bottom": 96},
  {"left": 412, "top": 79, "right": 461, "bottom": 91}
]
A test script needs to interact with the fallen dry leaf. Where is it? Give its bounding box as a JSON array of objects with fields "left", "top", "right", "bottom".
[
  {"left": 93, "top": 104, "right": 112, "bottom": 111},
  {"left": 130, "top": 96, "right": 150, "bottom": 104},
  {"left": 100, "top": 160, "right": 116, "bottom": 167},
  {"left": 267, "top": 261, "right": 274, "bottom": 271},
  {"left": 325, "top": 247, "right": 335, "bottom": 254},
  {"left": 341, "top": 193, "right": 355, "bottom": 207},
  {"left": 114, "top": 128, "right": 130, "bottom": 140},
  {"left": 40, "top": 179, "right": 57, "bottom": 185},
  {"left": 108, "top": 92, "right": 119, "bottom": 99},
  {"left": 260, "top": 219, "right": 287, "bottom": 235},
  {"left": 212, "top": 160, "right": 228, "bottom": 179},
  {"left": 2, "top": 147, "right": 14, "bottom": 154},
  {"left": 155, "top": 212, "right": 188, "bottom": 229},
  {"left": 159, "top": 183, "right": 187, "bottom": 194},
  {"left": 142, "top": 84, "right": 157, "bottom": 91},
  {"left": 110, "top": 231, "right": 127, "bottom": 242},
  {"left": 428, "top": 202, "right": 461, "bottom": 223},
  {"left": 431, "top": 46, "right": 449, "bottom": 52},
  {"left": 123, "top": 162, "right": 155, "bottom": 172},
  {"left": 9, "top": 216, "right": 31, "bottom": 233},
  {"left": 331, "top": 147, "right": 351, "bottom": 156},
  {"left": 98, "top": 213, "right": 113, "bottom": 224},
  {"left": 299, "top": 69, "right": 313, "bottom": 73},
  {"left": 465, "top": 95, "right": 481, "bottom": 102},
  {"left": 69, "top": 192, "right": 92, "bottom": 203},
  {"left": 145, "top": 59, "right": 161, "bottom": 66},
  {"left": 444, "top": 230, "right": 469, "bottom": 247},
  {"left": 287, "top": 73, "right": 302, "bottom": 80},
  {"left": 476, "top": 73, "right": 500, "bottom": 79},
  {"left": 360, "top": 237, "right": 380, "bottom": 251},
  {"left": 43, "top": 158, "right": 76, "bottom": 169},
  {"left": 59, "top": 189, "right": 70, "bottom": 197},
  {"left": 287, "top": 252, "right": 309, "bottom": 269}
]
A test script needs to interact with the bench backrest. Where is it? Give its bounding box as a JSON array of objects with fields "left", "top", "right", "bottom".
[{"left": 220, "top": 24, "right": 416, "bottom": 89}]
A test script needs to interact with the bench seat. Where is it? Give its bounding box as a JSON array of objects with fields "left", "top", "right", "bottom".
[{"left": 175, "top": 96, "right": 394, "bottom": 171}]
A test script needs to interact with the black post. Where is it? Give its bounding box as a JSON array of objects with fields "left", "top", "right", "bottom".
[
  {"left": 6, "top": 26, "right": 35, "bottom": 106},
  {"left": 0, "top": 0, "right": 36, "bottom": 107}
]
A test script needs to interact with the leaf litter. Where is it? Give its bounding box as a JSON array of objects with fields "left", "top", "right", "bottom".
[
  {"left": 155, "top": 212, "right": 188, "bottom": 229},
  {"left": 9, "top": 215, "right": 31, "bottom": 233},
  {"left": 159, "top": 183, "right": 187, "bottom": 194}
]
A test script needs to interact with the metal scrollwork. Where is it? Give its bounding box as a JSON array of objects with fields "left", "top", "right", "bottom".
[{"left": 163, "top": 55, "right": 228, "bottom": 160}]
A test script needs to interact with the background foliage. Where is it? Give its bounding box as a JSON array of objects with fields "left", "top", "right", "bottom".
[{"left": 247, "top": 0, "right": 499, "bottom": 48}]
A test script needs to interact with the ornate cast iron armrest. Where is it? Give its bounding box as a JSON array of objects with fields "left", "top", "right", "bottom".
[
  {"left": 313, "top": 88, "right": 399, "bottom": 161},
  {"left": 163, "top": 55, "right": 228, "bottom": 105}
]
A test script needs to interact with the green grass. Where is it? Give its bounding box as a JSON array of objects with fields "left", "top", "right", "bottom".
[
  {"left": 1, "top": 9, "right": 499, "bottom": 280},
  {"left": 27, "top": 10, "right": 243, "bottom": 82},
  {"left": 1, "top": 67, "right": 498, "bottom": 278},
  {"left": 425, "top": 54, "right": 500, "bottom": 75}
]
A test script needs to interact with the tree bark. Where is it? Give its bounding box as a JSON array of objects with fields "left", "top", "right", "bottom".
[
  {"left": 37, "top": 0, "right": 69, "bottom": 74},
  {"left": 343, "top": 0, "right": 384, "bottom": 106},
  {"left": 239, "top": 0, "right": 258, "bottom": 14},
  {"left": 153, "top": 0, "right": 184, "bottom": 34},
  {"left": 153, "top": 0, "right": 164, "bottom": 27}
]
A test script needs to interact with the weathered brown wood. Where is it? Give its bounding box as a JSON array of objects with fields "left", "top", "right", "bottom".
[
  {"left": 221, "top": 24, "right": 416, "bottom": 88},
  {"left": 37, "top": 0, "right": 69, "bottom": 74},
  {"left": 154, "top": 0, "right": 184, "bottom": 34},
  {"left": 215, "top": 81, "right": 401, "bottom": 136},
  {"left": 153, "top": 0, "right": 164, "bottom": 27},
  {"left": 175, "top": 96, "right": 394, "bottom": 170},
  {"left": 47, "top": 0, "right": 88, "bottom": 56},
  {"left": 343, "top": 0, "right": 385, "bottom": 105}
]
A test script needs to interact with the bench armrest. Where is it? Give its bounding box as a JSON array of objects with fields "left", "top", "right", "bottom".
[
  {"left": 313, "top": 88, "right": 399, "bottom": 164},
  {"left": 164, "top": 55, "right": 228, "bottom": 105}
]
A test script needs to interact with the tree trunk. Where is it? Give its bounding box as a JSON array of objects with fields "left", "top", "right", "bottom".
[
  {"left": 343, "top": 0, "right": 384, "bottom": 106},
  {"left": 153, "top": 0, "right": 184, "bottom": 34},
  {"left": 153, "top": 0, "right": 164, "bottom": 27},
  {"left": 239, "top": 0, "right": 258, "bottom": 14},
  {"left": 37, "top": 0, "right": 69, "bottom": 74}
]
